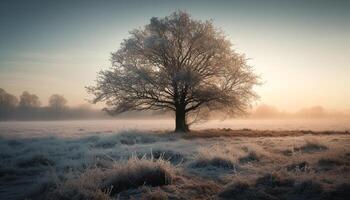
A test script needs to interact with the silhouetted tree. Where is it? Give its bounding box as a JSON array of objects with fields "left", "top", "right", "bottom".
[
  {"left": 49, "top": 94, "right": 67, "bottom": 110},
  {"left": 0, "top": 88, "right": 18, "bottom": 119},
  {"left": 48, "top": 94, "right": 67, "bottom": 118},
  {"left": 88, "top": 11, "right": 260, "bottom": 132},
  {"left": 19, "top": 91, "right": 41, "bottom": 108}
]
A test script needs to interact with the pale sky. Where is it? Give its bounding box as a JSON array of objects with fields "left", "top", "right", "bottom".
[{"left": 0, "top": 0, "right": 349, "bottom": 111}]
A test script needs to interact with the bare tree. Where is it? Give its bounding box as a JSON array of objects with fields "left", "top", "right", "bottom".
[
  {"left": 87, "top": 11, "right": 260, "bottom": 132},
  {"left": 49, "top": 94, "right": 67, "bottom": 110},
  {"left": 19, "top": 91, "right": 41, "bottom": 108}
]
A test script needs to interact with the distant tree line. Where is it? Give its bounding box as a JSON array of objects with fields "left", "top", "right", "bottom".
[{"left": 0, "top": 88, "right": 106, "bottom": 121}]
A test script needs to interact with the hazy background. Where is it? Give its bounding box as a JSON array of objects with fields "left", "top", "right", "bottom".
[{"left": 0, "top": 0, "right": 349, "bottom": 115}]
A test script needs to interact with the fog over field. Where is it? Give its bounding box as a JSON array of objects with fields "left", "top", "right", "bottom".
[
  {"left": 1, "top": 120, "right": 350, "bottom": 200},
  {"left": 0, "top": 119, "right": 350, "bottom": 138}
]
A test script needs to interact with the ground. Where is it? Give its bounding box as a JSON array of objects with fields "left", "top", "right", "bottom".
[{"left": 0, "top": 120, "right": 349, "bottom": 199}]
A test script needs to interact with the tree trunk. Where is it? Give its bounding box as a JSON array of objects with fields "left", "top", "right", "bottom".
[{"left": 175, "top": 106, "right": 189, "bottom": 132}]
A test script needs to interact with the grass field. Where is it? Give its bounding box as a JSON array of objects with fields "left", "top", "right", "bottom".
[{"left": 0, "top": 120, "right": 349, "bottom": 199}]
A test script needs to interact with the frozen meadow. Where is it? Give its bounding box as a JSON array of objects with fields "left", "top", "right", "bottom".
[
  {"left": 0, "top": 119, "right": 350, "bottom": 199},
  {"left": 1, "top": 119, "right": 350, "bottom": 138}
]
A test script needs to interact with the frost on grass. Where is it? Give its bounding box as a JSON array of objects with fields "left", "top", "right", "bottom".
[
  {"left": 94, "top": 130, "right": 168, "bottom": 148},
  {"left": 44, "top": 156, "right": 176, "bottom": 200},
  {"left": 219, "top": 181, "right": 259, "bottom": 199},
  {"left": 140, "top": 187, "right": 168, "bottom": 200},
  {"left": 317, "top": 158, "right": 344, "bottom": 171},
  {"left": 115, "top": 131, "right": 164, "bottom": 145},
  {"left": 103, "top": 156, "right": 175, "bottom": 195},
  {"left": 191, "top": 157, "right": 236, "bottom": 169},
  {"left": 219, "top": 174, "right": 326, "bottom": 200},
  {"left": 281, "top": 149, "right": 294, "bottom": 156},
  {"left": 186, "top": 145, "right": 242, "bottom": 180},
  {"left": 0, "top": 126, "right": 349, "bottom": 200},
  {"left": 294, "top": 138, "right": 328, "bottom": 153},
  {"left": 327, "top": 183, "right": 350, "bottom": 200},
  {"left": 239, "top": 151, "right": 260, "bottom": 164},
  {"left": 291, "top": 180, "right": 324, "bottom": 200},
  {"left": 190, "top": 145, "right": 238, "bottom": 170},
  {"left": 46, "top": 169, "right": 111, "bottom": 200},
  {"left": 17, "top": 154, "right": 54, "bottom": 168},
  {"left": 255, "top": 173, "right": 295, "bottom": 189},
  {"left": 287, "top": 161, "right": 310, "bottom": 172},
  {"left": 219, "top": 173, "right": 350, "bottom": 200},
  {"left": 136, "top": 149, "right": 186, "bottom": 164},
  {"left": 219, "top": 173, "right": 296, "bottom": 200}
]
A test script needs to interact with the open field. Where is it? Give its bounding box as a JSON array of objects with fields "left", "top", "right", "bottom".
[{"left": 1, "top": 120, "right": 350, "bottom": 200}]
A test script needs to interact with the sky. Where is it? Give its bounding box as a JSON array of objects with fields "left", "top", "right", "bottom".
[{"left": 0, "top": 0, "right": 349, "bottom": 112}]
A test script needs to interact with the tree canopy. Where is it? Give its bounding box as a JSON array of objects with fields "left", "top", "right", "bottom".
[
  {"left": 0, "top": 88, "right": 18, "bottom": 119},
  {"left": 19, "top": 91, "right": 41, "bottom": 108},
  {"left": 49, "top": 94, "right": 67, "bottom": 110},
  {"left": 88, "top": 11, "right": 260, "bottom": 132}
]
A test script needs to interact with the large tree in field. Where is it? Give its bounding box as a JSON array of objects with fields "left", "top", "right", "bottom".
[{"left": 88, "top": 11, "right": 260, "bottom": 132}]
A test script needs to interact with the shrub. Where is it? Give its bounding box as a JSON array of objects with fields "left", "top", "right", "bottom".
[
  {"left": 327, "top": 183, "right": 350, "bottom": 200},
  {"left": 94, "top": 131, "right": 161, "bottom": 148},
  {"left": 7, "top": 139, "right": 23, "bottom": 146},
  {"left": 220, "top": 178, "right": 326, "bottom": 200},
  {"left": 140, "top": 187, "right": 168, "bottom": 200},
  {"left": 117, "top": 131, "right": 159, "bottom": 145},
  {"left": 294, "top": 139, "right": 328, "bottom": 153},
  {"left": 255, "top": 173, "right": 295, "bottom": 188},
  {"left": 317, "top": 158, "right": 343, "bottom": 171},
  {"left": 138, "top": 149, "right": 186, "bottom": 164},
  {"left": 292, "top": 180, "right": 323, "bottom": 199},
  {"left": 219, "top": 181, "right": 274, "bottom": 200},
  {"left": 191, "top": 157, "right": 236, "bottom": 169},
  {"left": 287, "top": 161, "right": 310, "bottom": 172},
  {"left": 45, "top": 157, "right": 176, "bottom": 199},
  {"left": 239, "top": 151, "right": 260, "bottom": 164},
  {"left": 281, "top": 149, "right": 294, "bottom": 156},
  {"left": 219, "top": 181, "right": 249, "bottom": 198},
  {"left": 47, "top": 169, "right": 111, "bottom": 200},
  {"left": 17, "top": 154, "right": 54, "bottom": 168},
  {"left": 103, "top": 157, "right": 175, "bottom": 195}
]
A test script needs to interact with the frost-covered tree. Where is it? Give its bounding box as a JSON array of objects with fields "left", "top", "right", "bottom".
[{"left": 88, "top": 11, "right": 260, "bottom": 132}]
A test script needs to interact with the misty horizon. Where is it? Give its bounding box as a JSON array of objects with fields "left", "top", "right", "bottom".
[{"left": 1, "top": 87, "right": 349, "bottom": 121}]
